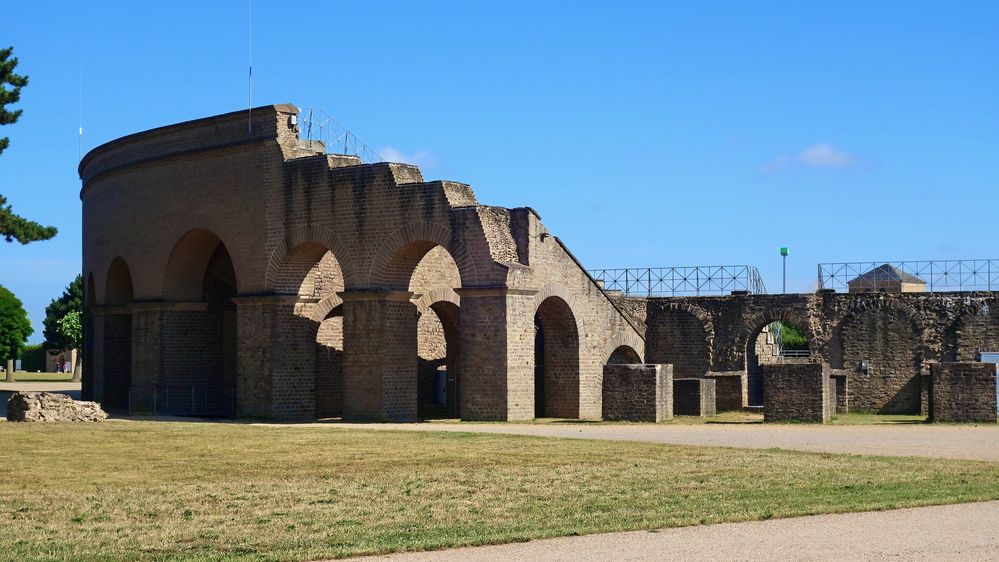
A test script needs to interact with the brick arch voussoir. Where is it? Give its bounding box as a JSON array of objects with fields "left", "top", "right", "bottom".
[
  {"left": 660, "top": 301, "right": 715, "bottom": 369},
  {"left": 736, "top": 309, "right": 817, "bottom": 356},
  {"left": 366, "top": 222, "right": 479, "bottom": 289},
  {"left": 836, "top": 297, "right": 930, "bottom": 367},
  {"left": 265, "top": 225, "right": 356, "bottom": 291},
  {"left": 604, "top": 332, "right": 646, "bottom": 365},
  {"left": 534, "top": 283, "right": 587, "bottom": 341},
  {"left": 414, "top": 287, "right": 461, "bottom": 315},
  {"left": 309, "top": 294, "right": 345, "bottom": 323}
]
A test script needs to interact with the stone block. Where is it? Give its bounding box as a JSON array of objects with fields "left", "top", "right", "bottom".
[
  {"left": 929, "top": 363, "right": 997, "bottom": 423},
  {"left": 705, "top": 371, "right": 746, "bottom": 411},
  {"left": 7, "top": 391, "right": 108, "bottom": 422},
  {"left": 762, "top": 363, "right": 829, "bottom": 423},
  {"left": 673, "top": 378, "right": 716, "bottom": 417},
  {"left": 602, "top": 364, "right": 673, "bottom": 422}
]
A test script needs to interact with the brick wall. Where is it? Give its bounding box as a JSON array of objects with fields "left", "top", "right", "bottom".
[
  {"left": 602, "top": 364, "right": 673, "bottom": 422},
  {"left": 705, "top": 371, "right": 746, "bottom": 411},
  {"left": 762, "top": 363, "right": 829, "bottom": 423},
  {"left": 929, "top": 362, "right": 997, "bottom": 423},
  {"left": 673, "top": 378, "right": 716, "bottom": 417}
]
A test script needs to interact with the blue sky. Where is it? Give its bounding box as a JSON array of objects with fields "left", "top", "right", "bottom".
[{"left": 1, "top": 1, "right": 997, "bottom": 342}]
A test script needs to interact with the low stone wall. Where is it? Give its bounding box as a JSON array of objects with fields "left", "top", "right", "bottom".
[
  {"left": 706, "top": 371, "right": 746, "bottom": 411},
  {"left": 762, "top": 363, "right": 829, "bottom": 423},
  {"left": 929, "top": 363, "right": 997, "bottom": 423},
  {"left": 674, "top": 378, "right": 716, "bottom": 417},
  {"left": 602, "top": 364, "right": 673, "bottom": 422}
]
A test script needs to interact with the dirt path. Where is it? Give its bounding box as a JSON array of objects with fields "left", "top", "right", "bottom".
[
  {"left": 340, "top": 500, "right": 999, "bottom": 561},
  {"left": 299, "top": 421, "right": 999, "bottom": 461}
]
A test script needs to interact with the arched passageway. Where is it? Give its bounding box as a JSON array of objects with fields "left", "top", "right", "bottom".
[
  {"left": 160, "top": 230, "right": 238, "bottom": 416},
  {"left": 746, "top": 320, "right": 811, "bottom": 406},
  {"left": 102, "top": 258, "right": 134, "bottom": 412},
  {"left": 534, "top": 296, "right": 581, "bottom": 418}
]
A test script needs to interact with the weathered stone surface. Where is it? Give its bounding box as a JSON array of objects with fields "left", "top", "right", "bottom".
[
  {"left": 631, "top": 291, "right": 999, "bottom": 415},
  {"left": 705, "top": 371, "right": 747, "bottom": 411},
  {"left": 6, "top": 392, "right": 108, "bottom": 422},
  {"left": 762, "top": 363, "right": 829, "bottom": 423},
  {"left": 673, "top": 378, "right": 716, "bottom": 417},
  {"left": 602, "top": 364, "right": 673, "bottom": 422},
  {"left": 929, "top": 363, "right": 997, "bottom": 423}
]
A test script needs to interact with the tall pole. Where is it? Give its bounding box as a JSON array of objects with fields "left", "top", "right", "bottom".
[{"left": 780, "top": 247, "right": 789, "bottom": 294}]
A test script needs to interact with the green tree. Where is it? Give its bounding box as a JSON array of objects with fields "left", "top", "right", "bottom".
[
  {"left": 0, "top": 284, "right": 33, "bottom": 382},
  {"left": 57, "top": 310, "right": 82, "bottom": 380},
  {"left": 43, "top": 274, "right": 83, "bottom": 351},
  {"left": 0, "top": 46, "right": 57, "bottom": 244}
]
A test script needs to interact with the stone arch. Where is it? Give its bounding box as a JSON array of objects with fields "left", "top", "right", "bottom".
[
  {"left": 942, "top": 297, "right": 998, "bottom": 362},
  {"left": 265, "top": 225, "right": 355, "bottom": 290},
  {"left": 414, "top": 287, "right": 461, "bottom": 315},
  {"left": 162, "top": 229, "right": 239, "bottom": 301},
  {"left": 104, "top": 257, "right": 135, "bottom": 306},
  {"left": 607, "top": 345, "right": 642, "bottom": 364},
  {"left": 309, "top": 294, "right": 345, "bottom": 323},
  {"left": 367, "top": 222, "right": 478, "bottom": 290},
  {"left": 837, "top": 298, "right": 925, "bottom": 413},
  {"left": 735, "top": 309, "right": 816, "bottom": 361},
  {"left": 417, "top": 299, "right": 462, "bottom": 418},
  {"left": 737, "top": 309, "right": 815, "bottom": 407},
  {"left": 100, "top": 260, "right": 134, "bottom": 413},
  {"left": 159, "top": 233, "right": 238, "bottom": 415},
  {"left": 534, "top": 294, "right": 581, "bottom": 418},
  {"left": 646, "top": 301, "right": 714, "bottom": 377},
  {"left": 269, "top": 241, "right": 346, "bottom": 299},
  {"left": 604, "top": 331, "right": 647, "bottom": 364},
  {"left": 533, "top": 283, "right": 587, "bottom": 341}
]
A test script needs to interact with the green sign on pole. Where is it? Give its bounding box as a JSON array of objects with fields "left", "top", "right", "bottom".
[{"left": 780, "top": 247, "right": 789, "bottom": 256}]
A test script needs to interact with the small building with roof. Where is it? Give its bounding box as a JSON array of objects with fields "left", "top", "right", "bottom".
[{"left": 847, "top": 264, "right": 926, "bottom": 293}]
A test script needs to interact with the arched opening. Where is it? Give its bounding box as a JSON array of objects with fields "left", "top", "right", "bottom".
[
  {"left": 746, "top": 320, "right": 811, "bottom": 406},
  {"left": 83, "top": 273, "right": 97, "bottom": 401},
  {"left": 840, "top": 308, "right": 921, "bottom": 413},
  {"left": 161, "top": 230, "right": 238, "bottom": 417},
  {"left": 316, "top": 304, "right": 344, "bottom": 418},
  {"left": 409, "top": 246, "right": 462, "bottom": 419},
  {"left": 534, "top": 296, "right": 580, "bottom": 418},
  {"left": 105, "top": 257, "right": 134, "bottom": 305},
  {"left": 646, "top": 308, "right": 710, "bottom": 378},
  {"left": 102, "top": 260, "right": 134, "bottom": 412},
  {"left": 607, "top": 345, "right": 641, "bottom": 364},
  {"left": 273, "top": 240, "right": 347, "bottom": 419}
]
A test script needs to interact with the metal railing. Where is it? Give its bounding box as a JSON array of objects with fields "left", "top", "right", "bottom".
[
  {"left": 588, "top": 265, "right": 767, "bottom": 296},
  {"left": 296, "top": 107, "right": 382, "bottom": 164},
  {"left": 130, "top": 384, "right": 235, "bottom": 418},
  {"left": 818, "top": 260, "right": 999, "bottom": 293},
  {"left": 780, "top": 349, "right": 813, "bottom": 358}
]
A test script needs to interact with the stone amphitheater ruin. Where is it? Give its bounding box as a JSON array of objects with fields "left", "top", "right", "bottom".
[{"left": 80, "top": 104, "right": 999, "bottom": 422}]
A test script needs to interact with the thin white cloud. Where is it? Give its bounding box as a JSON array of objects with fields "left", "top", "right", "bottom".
[
  {"left": 797, "top": 143, "right": 855, "bottom": 168},
  {"left": 761, "top": 143, "right": 858, "bottom": 173},
  {"left": 379, "top": 146, "right": 438, "bottom": 170}
]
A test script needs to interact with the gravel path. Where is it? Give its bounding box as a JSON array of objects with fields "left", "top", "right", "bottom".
[
  {"left": 340, "top": 500, "right": 999, "bottom": 561},
  {"left": 311, "top": 421, "right": 999, "bottom": 461}
]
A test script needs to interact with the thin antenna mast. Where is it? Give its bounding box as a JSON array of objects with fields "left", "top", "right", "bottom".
[
  {"left": 247, "top": 0, "right": 252, "bottom": 134},
  {"left": 78, "top": 68, "right": 83, "bottom": 163}
]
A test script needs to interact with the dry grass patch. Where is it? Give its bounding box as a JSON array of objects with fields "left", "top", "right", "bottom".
[{"left": 1, "top": 420, "right": 997, "bottom": 561}]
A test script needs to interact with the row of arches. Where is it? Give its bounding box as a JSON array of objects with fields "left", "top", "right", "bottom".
[
  {"left": 90, "top": 228, "right": 642, "bottom": 419},
  {"left": 647, "top": 300, "right": 994, "bottom": 414}
]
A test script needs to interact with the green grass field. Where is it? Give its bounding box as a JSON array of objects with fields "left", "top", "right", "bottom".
[
  {"left": 1, "top": 421, "right": 997, "bottom": 561},
  {"left": 1, "top": 371, "right": 75, "bottom": 382}
]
